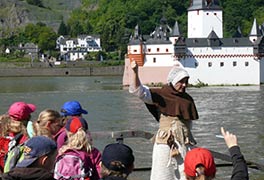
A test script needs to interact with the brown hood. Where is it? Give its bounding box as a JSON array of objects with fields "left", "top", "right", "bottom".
[{"left": 146, "top": 85, "right": 198, "bottom": 121}]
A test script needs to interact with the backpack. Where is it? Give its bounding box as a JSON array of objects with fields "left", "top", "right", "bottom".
[
  {"left": 3, "top": 133, "right": 25, "bottom": 173},
  {"left": 54, "top": 150, "right": 93, "bottom": 180},
  {"left": 0, "top": 137, "right": 11, "bottom": 172}
]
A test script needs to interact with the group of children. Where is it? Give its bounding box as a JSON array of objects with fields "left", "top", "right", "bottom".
[{"left": 0, "top": 101, "right": 135, "bottom": 180}]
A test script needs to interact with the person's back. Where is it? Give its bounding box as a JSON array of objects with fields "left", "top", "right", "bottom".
[
  {"left": 54, "top": 116, "right": 97, "bottom": 180},
  {"left": 0, "top": 102, "right": 36, "bottom": 173},
  {"left": 1, "top": 136, "right": 57, "bottom": 180},
  {"left": 55, "top": 100, "right": 88, "bottom": 149},
  {"left": 100, "top": 143, "right": 134, "bottom": 180}
]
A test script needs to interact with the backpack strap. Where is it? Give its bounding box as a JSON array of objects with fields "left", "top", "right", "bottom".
[{"left": 8, "top": 133, "right": 23, "bottom": 151}]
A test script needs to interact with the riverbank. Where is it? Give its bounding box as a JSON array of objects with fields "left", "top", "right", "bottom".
[{"left": 0, "top": 62, "right": 124, "bottom": 77}]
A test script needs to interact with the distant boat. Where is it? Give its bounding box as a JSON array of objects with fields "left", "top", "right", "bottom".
[{"left": 123, "top": 0, "right": 264, "bottom": 86}]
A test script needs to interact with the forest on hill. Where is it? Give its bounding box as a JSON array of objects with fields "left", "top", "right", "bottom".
[{"left": 0, "top": 0, "right": 264, "bottom": 59}]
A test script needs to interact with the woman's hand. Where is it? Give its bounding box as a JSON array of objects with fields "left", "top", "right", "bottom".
[{"left": 130, "top": 60, "right": 138, "bottom": 73}]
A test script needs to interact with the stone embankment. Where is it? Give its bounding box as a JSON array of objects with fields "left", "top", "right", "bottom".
[{"left": 0, "top": 62, "right": 124, "bottom": 77}]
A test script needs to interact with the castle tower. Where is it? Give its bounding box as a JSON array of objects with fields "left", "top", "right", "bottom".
[
  {"left": 249, "top": 18, "right": 261, "bottom": 43},
  {"left": 188, "top": 0, "right": 223, "bottom": 38}
]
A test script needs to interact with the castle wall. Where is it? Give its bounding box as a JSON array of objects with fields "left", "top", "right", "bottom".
[{"left": 188, "top": 10, "right": 223, "bottom": 38}]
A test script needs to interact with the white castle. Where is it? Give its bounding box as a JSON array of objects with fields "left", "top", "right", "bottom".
[{"left": 123, "top": 0, "right": 264, "bottom": 85}]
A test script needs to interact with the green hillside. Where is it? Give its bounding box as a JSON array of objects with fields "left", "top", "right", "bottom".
[
  {"left": 0, "top": 0, "right": 264, "bottom": 59},
  {"left": 0, "top": 0, "right": 81, "bottom": 33}
]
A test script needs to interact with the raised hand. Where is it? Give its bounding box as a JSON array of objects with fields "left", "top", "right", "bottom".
[
  {"left": 221, "top": 127, "right": 238, "bottom": 148},
  {"left": 130, "top": 60, "right": 138, "bottom": 72}
]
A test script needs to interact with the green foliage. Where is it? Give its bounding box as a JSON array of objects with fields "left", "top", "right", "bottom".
[
  {"left": 64, "top": 0, "right": 263, "bottom": 57},
  {"left": 85, "top": 51, "right": 109, "bottom": 61},
  {"left": 58, "top": 21, "right": 68, "bottom": 35},
  {"left": 0, "top": 0, "right": 264, "bottom": 59},
  {"left": 23, "top": 23, "right": 57, "bottom": 52},
  {"left": 0, "top": 55, "right": 30, "bottom": 62},
  {"left": 99, "top": 60, "right": 124, "bottom": 66},
  {"left": 222, "top": 0, "right": 261, "bottom": 37}
]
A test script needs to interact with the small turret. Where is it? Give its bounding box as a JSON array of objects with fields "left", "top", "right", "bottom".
[{"left": 249, "top": 18, "right": 261, "bottom": 43}]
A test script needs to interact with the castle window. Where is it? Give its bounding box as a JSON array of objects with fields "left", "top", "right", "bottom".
[
  {"left": 166, "top": 48, "right": 169, "bottom": 52},
  {"left": 133, "top": 49, "right": 137, "bottom": 52},
  {"left": 220, "top": 62, "right": 224, "bottom": 67},
  {"left": 214, "top": 13, "right": 217, "bottom": 15},
  {"left": 245, "top": 61, "right": 249, "bottom": 66},
  {"left": 157, "top": 48, "right": 160, "bottom": 52},
  {"left": 233, "top": 61, "right": 237, "bottom": 67},
  {"left": 153, "top": 58, "right": 156, "bottom": 63},
  {"left": 208, "top": 62, "right": 212, "bottom": 67},
  {"left": 148, "top": 48, "right": 151, "bottom": 52},
  {"left": 206, "top": 13, "right": 209, "bottom": 15}
]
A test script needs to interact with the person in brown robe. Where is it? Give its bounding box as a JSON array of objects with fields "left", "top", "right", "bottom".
[{"left": 129, "top": 60, "right": 198, "bottom": 180}]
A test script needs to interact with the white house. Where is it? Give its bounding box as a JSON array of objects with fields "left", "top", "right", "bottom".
[
  {"left": 123, "top": 0, "right": 264, "bottom": 85},
  {"left": 56, "top": 35, "right": 102, "bottom": 61}
]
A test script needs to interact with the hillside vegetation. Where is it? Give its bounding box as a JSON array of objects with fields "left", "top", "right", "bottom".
[
  {"left": 0, "top": 0, "right": 264, "bottom": 59},
  {"left": 0, "top": 0, "right": 81, "bottom": 34}
]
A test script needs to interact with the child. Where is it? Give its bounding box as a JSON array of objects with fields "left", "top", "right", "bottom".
[
  {"left": 0, "top": 102, "right": 36, "bottom": 172},
  {"left": 100, "top": 143, "right": 135, "bottom": 180},
  {"left": 55, "top": 100, "right": 88, "bottom": 149},
  {"left": 54, "top": 116, "right": 100, "bottom": 180},
  {"left": 1, "top": 136, "right": 57, "bottom": 180},
  {"left": 33, "top": 109, "right": 64, "bottom": 139},
  {"left": 7, "top": 102, "right": 36, "bottom": 144}
]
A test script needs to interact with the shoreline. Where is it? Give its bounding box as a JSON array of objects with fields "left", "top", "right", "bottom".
[{"left": 0, "top": 62, "right": 124, "bottom": 77}]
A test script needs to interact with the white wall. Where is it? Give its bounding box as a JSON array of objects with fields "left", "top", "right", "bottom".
[
  {"left": 144, "top": 44, "right": 175, "bottom": 66},
  {"left": 188, "top": 10, "right": 223, "bottom": 38},
  {"left": 184, "top": 46, "right": 260, "bottom": 85}
]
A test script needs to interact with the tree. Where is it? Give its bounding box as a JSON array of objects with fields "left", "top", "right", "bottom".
[
  {"left": 23, "top": 23, "right": 57, "bottom": 52},
  {"left": 38, "top": 28, "right": 57, "bottom": 52},
  {"left": 58, "top": 21, "right": 68, "bottom": 35}
]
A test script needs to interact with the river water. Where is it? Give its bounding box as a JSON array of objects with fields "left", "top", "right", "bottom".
[{"left": 0, "top": 76, "right": 263, "bottom": 180}]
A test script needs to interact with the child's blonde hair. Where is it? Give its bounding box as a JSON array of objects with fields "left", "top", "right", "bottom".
[
  {"left": 0, "top": 114, "right": 10, "bottom": 137},
  {"left": 33, "top": 109, "right": 62, "bottom": 138},
  {"left": 59, "top": 128, "right": 92, "bottom": 155}
]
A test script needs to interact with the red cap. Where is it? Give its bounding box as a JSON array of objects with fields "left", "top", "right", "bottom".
[
  {"left": 8, "top": 102, "right": 36, "bottom": 121},
  {"left": 184, "top": 148, "right": 216, "bottom": 177},
  {"left": 65, "top": 116, "right": 88, "bottom": 133}
]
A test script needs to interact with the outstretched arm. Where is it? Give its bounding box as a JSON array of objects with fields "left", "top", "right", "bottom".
[
  {"left": 130, "top": 60, "right": 141, "bottom": 91},
  {"left": 221, "top": 127, "right": 249, "bottom": 180},
  {"left": 129, "top": 61, "right": 153, "bottom": 104}
]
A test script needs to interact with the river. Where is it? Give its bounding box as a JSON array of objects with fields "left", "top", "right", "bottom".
[{"left": 0, "top": 76, "right": 263, "bottom": 180}]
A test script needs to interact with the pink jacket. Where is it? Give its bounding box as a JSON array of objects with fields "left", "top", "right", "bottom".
[{"left": 89, "top": 147, "right": 102, "bottom": 179}]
